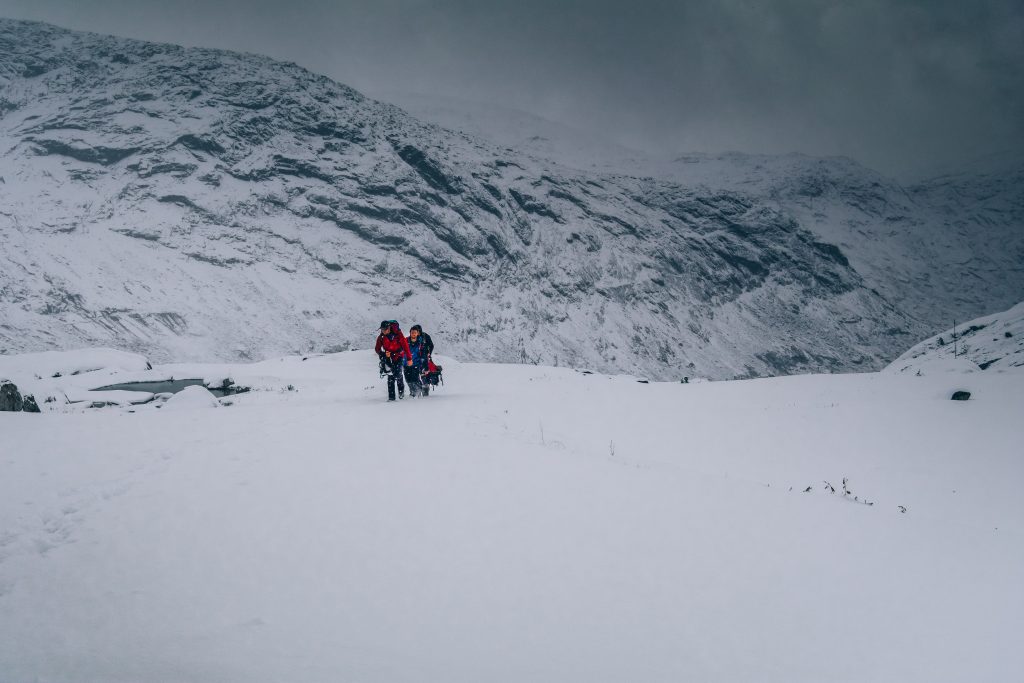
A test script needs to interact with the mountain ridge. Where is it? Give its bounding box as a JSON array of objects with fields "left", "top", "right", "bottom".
[{"left": 1, "top": 18, "right": 1021, "bottom": 378}]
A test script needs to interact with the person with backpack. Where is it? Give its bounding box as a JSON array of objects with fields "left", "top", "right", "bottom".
[
  {"left": 405, "top": 324, "right": 434, "bottom": 397},
  {"left": 375, "top": 320, "right": 412, "bottom": 401}
]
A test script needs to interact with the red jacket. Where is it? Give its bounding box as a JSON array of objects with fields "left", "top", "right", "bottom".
[{"left": 375, "top": 329, "right": 411, "bottom": 361}]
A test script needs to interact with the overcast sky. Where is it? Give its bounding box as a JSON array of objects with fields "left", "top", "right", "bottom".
[{"left": 1, "top": 0, "right": 1021, "bottom": 178}]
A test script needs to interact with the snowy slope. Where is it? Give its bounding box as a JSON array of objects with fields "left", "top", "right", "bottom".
[
  {"left": 1, "top": 19, "right": 1022, "bottom": 380},
  {"left": 1, "top": 348, "right": 1022, "bottom": 682},
  {"left": 888, "top": 299, "right": 1024, "bottom": 375}
]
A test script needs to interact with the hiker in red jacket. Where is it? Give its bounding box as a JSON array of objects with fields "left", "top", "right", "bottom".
[{"left": 375, "top": 320, "right": 412, "bottom": 401}]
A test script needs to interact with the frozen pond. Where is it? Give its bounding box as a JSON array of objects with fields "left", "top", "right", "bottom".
[{"left": 92, "top": 379, "right": 231, "bottom": 397}]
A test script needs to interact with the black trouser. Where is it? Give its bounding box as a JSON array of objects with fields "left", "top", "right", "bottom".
[
  {"left": 383, "top": 359, "right": 405, "bottom": 399},
  {"left": 404, "top": 363, "right": 428, "bottom": 397}
]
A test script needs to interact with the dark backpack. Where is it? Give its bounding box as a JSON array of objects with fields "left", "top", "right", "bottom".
[{"left": 423, "top": 358, "right": 443, "bottom": 386}]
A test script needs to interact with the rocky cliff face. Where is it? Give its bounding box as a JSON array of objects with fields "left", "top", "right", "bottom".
[{"left": 1, "top": 19, "right": 1021, "bottom": 378}]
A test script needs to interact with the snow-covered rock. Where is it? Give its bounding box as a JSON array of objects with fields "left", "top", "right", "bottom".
[
  {"left": 0, "top": 19, "right": 1022, "bottom": 380},
  {"left": 20, "top": 394, "right": 40, "bottom": 412},
  {"left": 160, "top": 384, "right": 218, "bottom": 410}
]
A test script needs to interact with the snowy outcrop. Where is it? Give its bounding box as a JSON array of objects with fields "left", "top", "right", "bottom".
[
  {"left": 1, "top": 20, "right": 1022, "bottom": 379},
  {"left": 161, "top": 385, "right": 219, "bottom": 410},
  {"left": 887, "top": 300, "right": 1024, "bottom": 375}
]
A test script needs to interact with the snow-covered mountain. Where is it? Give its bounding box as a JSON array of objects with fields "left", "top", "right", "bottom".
[{"left": 1, "top": 19, "right": 1022, "bottom": 378}]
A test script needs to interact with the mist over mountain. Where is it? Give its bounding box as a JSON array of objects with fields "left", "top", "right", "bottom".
[{"left": 1, "top": 19, "right": 1021, "bottom": 378}]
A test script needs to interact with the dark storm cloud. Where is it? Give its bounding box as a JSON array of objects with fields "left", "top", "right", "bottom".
[{"left": 2, "top": 0, "right": 1021, "bottom": 177}]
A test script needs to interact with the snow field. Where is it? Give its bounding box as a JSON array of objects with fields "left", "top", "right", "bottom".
[{"left": 0, "top": 350, "right": 1022, "bottom": 682}]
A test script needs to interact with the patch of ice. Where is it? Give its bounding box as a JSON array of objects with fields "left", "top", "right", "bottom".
[{"left": 64, "top": 389, "right": 155, "bottom": 406}]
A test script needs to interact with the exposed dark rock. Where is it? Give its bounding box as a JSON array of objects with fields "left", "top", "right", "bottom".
[
  {"left": 548, "top": 187, "right": 589, "bottom": 212},
  {"left": 951, "top": 391, "right": 971, "bottom": 401},
  {"left": 394, "top": 143, "right": 460, "bottom": 194},
  {"left": 1, "top": 381, "right": 24, "bottom": 411},
  {"left": 22, "top": 394, "right": 41, "bottom": 413},
  {"left": 468, "top": 193, "right": 503, "bottom": 219},
  {"left": 173, "top": 133, "right": 225, "bottom": 155},
  {"left": 184, "top": 252, "right": 246, "bottom": 267},
  {"left": 271, "top": 155, "right": 336, "bottom": 183},
  {"left": 32, "top": 138, "right": 140, "bottom": 165},
  {"left": 212, "top": 378, "right": 251, "bottom": 395},
  {"left": 508, "top": 189, "right": 563, "bottom": 223},
  {"left": 134, "top": 161, "right": 197, "bottom": 179},
  {"left": 114, "top": 229, "right": 161, "bottom": 242},
  {"left": 811, "top": 241, "right": 851, "bottom": 267},
  {"left": 362, "top": 184, "right": 398, "bottom": 197}
]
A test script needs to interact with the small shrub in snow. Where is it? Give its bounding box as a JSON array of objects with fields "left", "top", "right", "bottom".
[
  {"left": 838, "top": 477, "right": 874, "bottom": 506},
  {"left": 808, "top": 477, "right": 874, "bottom": 506}
]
